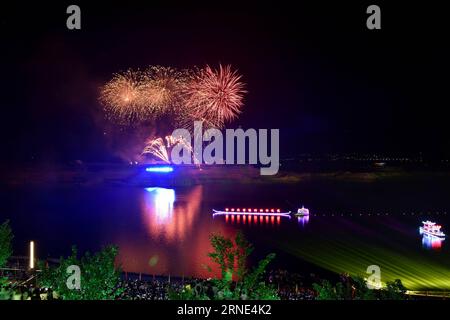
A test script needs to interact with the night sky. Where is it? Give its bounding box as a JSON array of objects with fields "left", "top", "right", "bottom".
[{"left": 1, "top": 1, "right": 449, "bottom": 163}]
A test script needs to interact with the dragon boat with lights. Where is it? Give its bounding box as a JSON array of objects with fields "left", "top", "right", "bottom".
[
  {"left": 212, "top": 208, "right": 291, "bottom": 218},
  {"left": 419, "top": 221, "right": 446, "bottom": 240}
]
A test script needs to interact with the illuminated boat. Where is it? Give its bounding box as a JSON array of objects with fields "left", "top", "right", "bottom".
[
  {"left": 295, "top": 206, "right": 310, "bottom": 217},
  {"left": 419, "top": 221, "right": 446, "bottom": 240},
  {"left": 212, "top": 208, "right": 291, "bottom": 218}
]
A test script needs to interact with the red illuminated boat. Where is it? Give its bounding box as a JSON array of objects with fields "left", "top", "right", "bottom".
[
  {"left": 419, "top": 221, "right": 446, "bottom": 240},
  {"left": 212, "top": 208, "right": 291, "bottom": 218}
]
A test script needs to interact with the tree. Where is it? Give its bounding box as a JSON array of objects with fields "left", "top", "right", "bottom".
[
  {"left": 208, "top": 231, "right": 253, "bottom": 282},
  {"left": 343, "top": 276, "right": 375, "bottom": 300},
  {"left": 313, "top": 276, "right": 407, "bottom": 300},
  {"left": 37, "top": 245, "right": 123, "bottom": 300},
  {"left": 170, "top": 231, "right": 279, "bottom": 300},
  {"left": 0, "top": 220, "right": 13, "bottom": 268},
  {"left": 0, "top": 220, "right": 13, "bottom": 296},
  {"left": 313, "top": 280, "right": 340, "bottom": 300},
  {"left": 381, "top": 279, "right": 407, "bottom": 300}
]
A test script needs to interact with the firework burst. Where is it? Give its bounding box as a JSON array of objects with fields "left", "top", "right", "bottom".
[
  {"left": 142, "top": 134, "right": 198, "bottom": 164},
  {"left": 142, "top": 137, "right": 170, "bottom": 163},
  {"left": 142, "top": 66, "right": 189, "bottom": 113},
  {"left": 182, "top": 64, "right": 246, "bottom": 128},
  {"left": 100, "top": 64, "right": 246, "bottom": 129}
]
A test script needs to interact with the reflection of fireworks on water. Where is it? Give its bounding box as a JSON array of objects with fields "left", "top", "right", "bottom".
[
  {"left": 182, "top": 64, "right": 246, "bottom": 128},
  {"left": 99, "top": 70, "right": 150, "bottom": 124},
  {"left": 141, "top": 186, "right": 203, "bottom": 242},
  {"left": 142, "top": 135, "right": 197, "bottom": 164},
  {"left": 117, "top": 185, "right": 228, "bottom": 277}
]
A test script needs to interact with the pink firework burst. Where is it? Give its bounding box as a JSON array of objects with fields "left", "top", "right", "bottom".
[{"left": 183, "top": 64, "right": 246, "bottom": 128}]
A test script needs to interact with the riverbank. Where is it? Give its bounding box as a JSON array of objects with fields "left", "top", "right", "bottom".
[{"left": 2, "top": 163, "right": 450, "bottom": 188}]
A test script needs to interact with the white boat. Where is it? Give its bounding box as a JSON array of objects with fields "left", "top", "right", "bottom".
[
  {"left": 419, "top": 221, "right": 446, "bottom": 240},
  {"left": 294, "top": 206, "right": 310, "bottom": 217}
]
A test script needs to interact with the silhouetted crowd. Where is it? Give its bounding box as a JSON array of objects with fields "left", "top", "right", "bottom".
[
  {"left": 268, "top": 269, "right": 317, "bottom": 300},
  {"left": 278, "top": 288, "right": 316, "bottom": 300},
  {"left": 116, "top": 270, "right": 318, "bottom": 300},
  {"left": 2, "top": 268, "right": 319, "bottom": 300},
  {"left": 118, "top": 278, "right": 179, "bottom": 300},
  {"left": 0, "top": 283, "right": 56, "bottom": 300}
]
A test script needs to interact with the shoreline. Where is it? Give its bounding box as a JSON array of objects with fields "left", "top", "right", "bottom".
[{"left": 2, "top": 164, "right": 450, "bottom": 188}]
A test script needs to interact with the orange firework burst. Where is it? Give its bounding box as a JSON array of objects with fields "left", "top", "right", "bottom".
[
  {"left": 100, "top": 64, "right": 247, "bottom": 130},
  {"left": 142, "top": 66, "right": 189, "bottom": 112},
  {"left": 99, "top": 70, "right": 152, "bottom": 124},
  {"left": 183, "top": 64, "right": 246, "bottom": 128}
]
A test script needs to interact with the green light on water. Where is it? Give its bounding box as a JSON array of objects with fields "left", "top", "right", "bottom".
[{"left": 277, "top": 229, "right": 450, "bottom": 290}]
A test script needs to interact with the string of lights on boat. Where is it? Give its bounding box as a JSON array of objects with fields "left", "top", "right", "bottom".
[{"left": 214, "top": 210, "right": 447, "bottom": 218}]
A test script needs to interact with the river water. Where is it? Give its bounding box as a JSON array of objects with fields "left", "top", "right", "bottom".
[{"left": 1, "top": 177, "right": 449, "bottom": 290}]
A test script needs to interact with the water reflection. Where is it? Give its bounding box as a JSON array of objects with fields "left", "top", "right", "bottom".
[
  {"left": 422, "top": 235, "right": 443, "bottom": 250},
  {"left": 117, "top": 185, "right": 231, "bottom": 278},
  {"left": 222, "top": 214, "right": 284, "bottom": 225},
  {"left": 297, "top": 215, "right": 310, "bottom": 226},
  {"left": 145, "top": 188, "right": 175, "bottom": 224}
]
